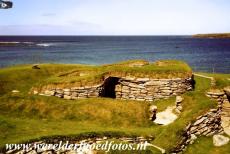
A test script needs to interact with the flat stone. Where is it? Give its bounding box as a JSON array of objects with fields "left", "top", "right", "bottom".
[
  {"left": 63, "top": 89, "right": 71, "bottom": 92},
  {"left": 123, "top": 76, "right": 135, "bottom": 81},
  {"left": 161, "top": 90, "right": 173, "bottom": 93},
  {"left": 154, "top": 106, "right": 178, "bottom": 125},
  {"left": 136, "top": 98, "right": 145, "bottom": 101},
  {"left": 174, "top": 108, "right": 181, "bottom": 114},
  {"left": 176, "top": 96, "right": 183, "bottom": 103},
  {"left": 207, "top": 91, "right": 225, "bottom": 96},
  {"left": 213, "top": 135, "right": 230, "bottom": 147},
  {"left": 122, "top": 86, "right": 130, "bottom": 90},
  {"left": 63, "top": 95, "right": 72, "bottom": 100},
  {"left": 12, "top": 90, "right": 20, "bottom": 93},
  {"left": 44, "top": 90, "right": 55, "bottom": 96},
  {"left": 128, "top": 83, "right": 145, "bottom": 89},
  {"left": 193, "top": 117, "right": 207, "bottom": 126},
  {"left": 176, "top": 105, "right": 183, "bottom": 111},
  {"left": 136, "top": 78, "right": 150, "bottom": 82}
]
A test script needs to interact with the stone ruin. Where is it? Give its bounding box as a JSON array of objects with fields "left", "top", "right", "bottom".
[{"left": 37, "top": 76, "right": 194, "bottom": 102}]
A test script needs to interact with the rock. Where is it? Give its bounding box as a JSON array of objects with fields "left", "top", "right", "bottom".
[
  {"left": 207, "top": 91, "right": 225, "bottom": 96},
  {"left": 115, "top": 85, "right": 122, "bottom": 92},
  {"left": 177, "top": 105, "right": 183, "bottom": 111},
  {"left": 64, "top": 95, "right": 72, "bottom": 100},
  {"left": 174, "top": 108, "right": 181, "bottom": 114},
  {"left": 44, "top": 90, "right": 55, "bottom": 96},
  {"left": 210, "top": 109, "right": 217, "bottom": 112},
  {"left": 136, "top": 78, "right": 150, "bottom": 82},
  {"left": 224, "top": 86, "right": 230, "bottom": 97},
  {"left": 213, "top": 135, "right": 230, "bottom": 147},
  {"left": 33, "top": 90, "right": 39, "bottom": 95},
  {"left": 154, "top": 106, "right": 178, "bottom": 125},
  {"left": 176, "top": 96, "right": 183, "bottom": 103},
  {"left": 128, "top": 83, "right": 145, "bottom": 89},
  {"left": 41, "top": 151, "right": 53, "bottom": 154},
  {"left": 12, "top": 90, "right": 20, "bottom": 93},
  {"left": 63, "top": 89, "right": 70, "bottom": 92},
  {"left": 190, "top": 134, "right": 197, "bottom": 141},
  {"left": 149, "top": 105, "right": 157, "bottom": 112},
  {"left": 32, "top": 64, "right": 40, "bottom": 69},
  {"left": 123, "top": 76, "right": 136, "bottom": 81},
  {"left": 161, "top": 90, "right": 173, "bottom": 94},
  {"left": 190, "top": 126, "right": 198, "bottom": 133},
  {"left": 193, "top": 117, "right": 207, "bottom": 126},
  {"left": 27, "top": 150, "right": 37, "bottom": 154}
]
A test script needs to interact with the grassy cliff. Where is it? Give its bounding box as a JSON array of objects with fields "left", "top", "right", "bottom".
[{"left": 193, "top": 33, "right": 230, "bottom": 38}]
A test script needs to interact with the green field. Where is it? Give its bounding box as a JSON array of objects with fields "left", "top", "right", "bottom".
[{"left": 0, "top": 60, "right": 229, "bottom": 153}]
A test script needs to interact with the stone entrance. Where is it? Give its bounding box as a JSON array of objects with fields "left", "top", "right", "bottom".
[{"left": 100, "top": 77, "right": 119, "bottom": 98}]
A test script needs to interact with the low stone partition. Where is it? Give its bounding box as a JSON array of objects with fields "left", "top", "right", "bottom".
[
  {"left": 115, "top": 77, "right": 193, "bottom": 101},
  {"left": 40, "top": 85, "right": 103, "bottom": 100}
]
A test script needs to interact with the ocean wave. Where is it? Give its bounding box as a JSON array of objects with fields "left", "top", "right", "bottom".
[
  {"left": 0, "top": 42, "right": 34, "bottom": 46},
  {"left": 36, "top": 43, "right": 53, "bottom": 47},
  {"left": 0, "top": 42, "right": 20, "bottom": 44}
]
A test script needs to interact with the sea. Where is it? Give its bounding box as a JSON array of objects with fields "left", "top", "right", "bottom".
[{"left": 0, "top": 36, "right": 229, "bottom": 73}]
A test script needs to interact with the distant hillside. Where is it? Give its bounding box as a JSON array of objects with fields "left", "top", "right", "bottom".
[{"left": 193, "top": 33, "right": 230, "bottom": 38}]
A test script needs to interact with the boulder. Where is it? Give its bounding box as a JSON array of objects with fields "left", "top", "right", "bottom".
[{"left": 213, "top": 135, "right": 229, "bottom": 147}]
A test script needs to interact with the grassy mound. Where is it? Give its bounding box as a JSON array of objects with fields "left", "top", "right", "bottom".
[{"left": 0, "top": 60, "right": 229, "bottom": 153}]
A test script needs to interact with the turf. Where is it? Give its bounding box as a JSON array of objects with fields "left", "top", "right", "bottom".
[{"left": 0, "top": 60, "right": 229, "bottom": 153}]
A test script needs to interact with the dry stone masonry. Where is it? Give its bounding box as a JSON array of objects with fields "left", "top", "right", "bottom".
[
  {"left": 173, "top": 108, "right": 223, "bottom": 153},
  {"left": 40, "top": 85, "right": 103, "bottom": 100},
  {"left": 115, "top": 77, "right": 193, "bottom": 101},
  {"left": 173, "top": 89, "right": 230, "bottom": 153},
  {"left": 37, "top": 76, "right": 193, "bottom": 102}
]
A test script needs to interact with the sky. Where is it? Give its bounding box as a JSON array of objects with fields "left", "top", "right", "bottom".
[{"left": 1, "top": 0, "right": 230, "bottom": 35}]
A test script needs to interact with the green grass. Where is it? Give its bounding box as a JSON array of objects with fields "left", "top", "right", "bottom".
[
  {"left": 185, "top": 136, "right": 230, "bottom": 154},
  {"left": 33, "top": 60, "right": 192, "bottom": 89},
  {"left": 195, "top": 72, "right": 230, "bottom": 89},
  {"left": 0, "top": 61, "right": 229, "bottom": 153}
]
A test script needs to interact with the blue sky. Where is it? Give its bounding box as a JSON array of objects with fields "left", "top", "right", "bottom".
[{"left": 1, "top": 0, "right": 230, "bottom": 35}]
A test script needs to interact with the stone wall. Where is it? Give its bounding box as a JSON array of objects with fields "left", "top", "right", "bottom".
[
  {"left": 115, "top": 77, "right": 193, "bottom": 101},
  {"left": 173, "top": 90, "right": 229, "bottom": 153},
  {"left": 37, "top": 76, "right": 193, "bottom": 101},
  {"left": 40, "top": 85, "right": 103, "bottom": 100}
]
